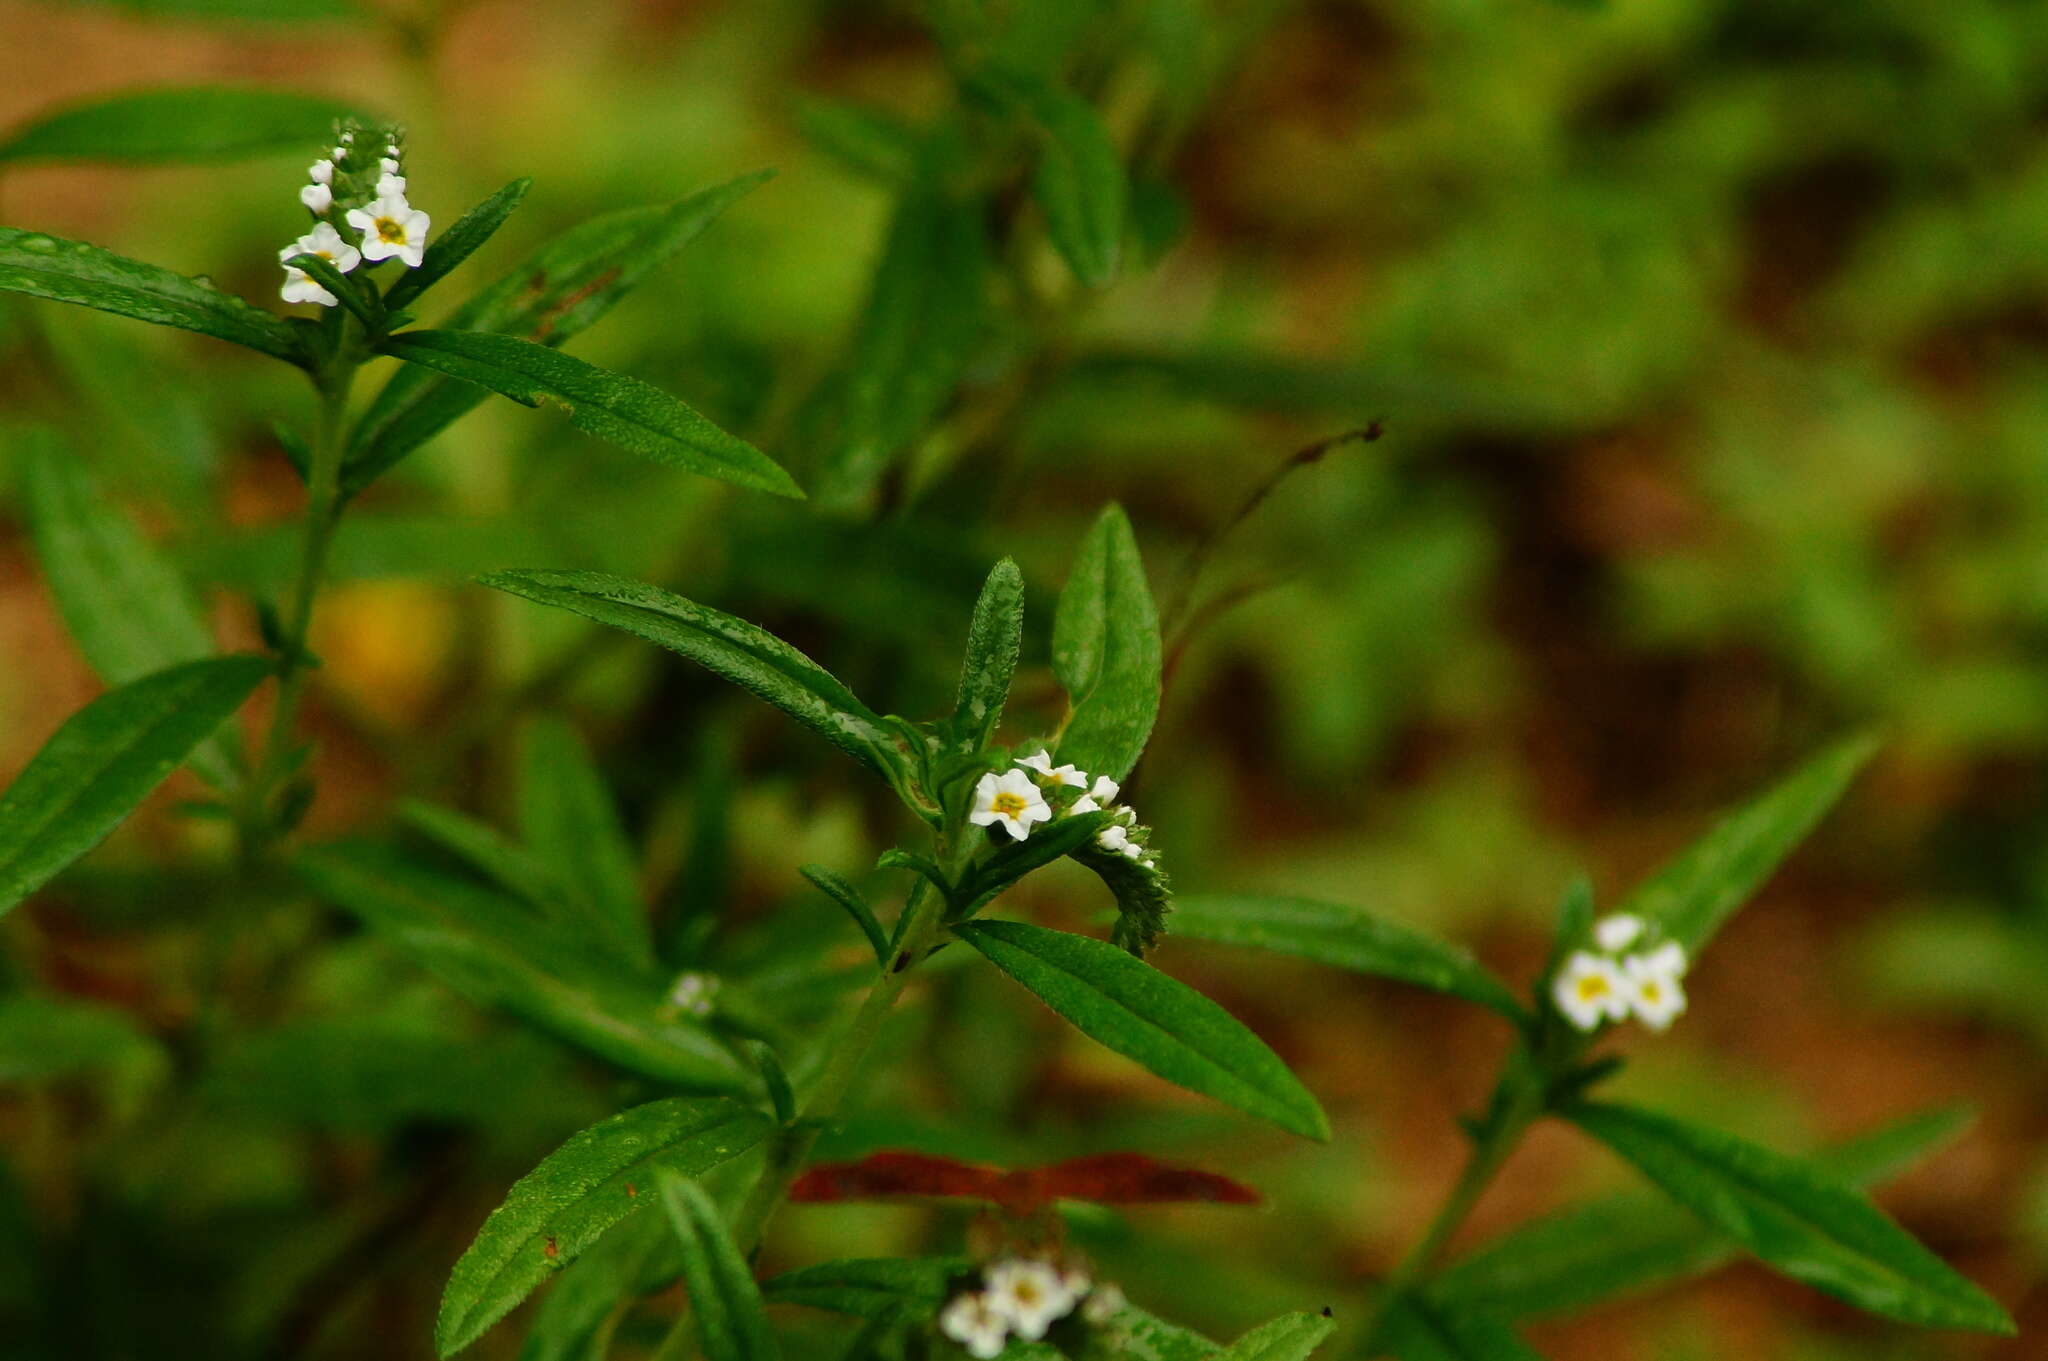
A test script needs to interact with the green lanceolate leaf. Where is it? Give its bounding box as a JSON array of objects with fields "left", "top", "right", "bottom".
[
  {"left": 761, "top": 1256, "right": 970, "bottom": 1322},
  {"left": 1215, "top": 1311, "right": 1336, "bottom": 1360},
  {"left": 434, "top": 1098, "right": 773, "bottom": 1357},
  {"left": 516, "top": 1210, "right": 677, "bottom": 1361},
  {"left": 0, "top": 228, "right": 302, "bottom": 363},
  {"left": 21, "top": 434, "right": 236, "bottom": 786},
  {"left": 1099, "top": 1305, "right": 1220, "bottom": 1361},
  {"left": 809, "top": 179, "right": 987, "bottom": 508},
  {"left": 793, "top": 97, "right": 921, "bottom": 184},
  {"left": 950, "top": 558, "right": 1024, "bottom": 753},
  {"left": 1566, "top": 1101, "right": 2013, "bottom": 1334},
  {"left": 481, "top": 570, "right": 922, "bottom": 799},
  {"left": 1619, "top": 735, "right": 1877, "bottom": 957},
  {"left": 520, "top": 718, "right": 652, "bottom": 969},
  {"left": 344, "top": 170, "right": 772, "bottom": 492},
  {"left": 384, "top": 177, "right": 531, "bottom": 311},
  {"left": 0, "top": 656, "right": 268, "bottom": 917},
  {"left": 800, "top": 864, "right": 890, "bottom": 967},
  {"left": 381, "top": 330, "right": 801, "bottom": 498},
  {"left": 296, "top": 846, "right": 748, "bottom": 1091},
  {"left": 1377, "top": 1291, "right": 1542, "bottom": 1361},
  {"left": 1169, "top": 895, "right": 1528, "bottom": 1024},
  {"left": 990, "top": 66, "right": 1127, "bottom": 287},
  {"left": 1052, "top": 504, "right": 1161, "bottom": 783},
  {"left": 0, "top": 86, "right": 360, "bottom": 165},
  {"left": 656, "top": 1172, "right": 779, "bottom": 1361},
  {"left": 953, "top": 919, "right": 1328, "bottom": 1140},
  {"left": 1438, "top": 1107, "right": 1975, "bottom": 1321},
  {"left": 397, "top": 799, "right": 576, "bottom": 910}
]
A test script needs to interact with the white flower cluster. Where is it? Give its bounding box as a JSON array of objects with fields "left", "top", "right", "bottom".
[
  {"left": 665, "top": 971, "right": 719, "bottom": 1018},
  {"left": 968, "top": 753, "right": 1155, "bottom": 867},
  {"left": 1552, "top": 913, "right": 1687, "bottom": 1033},
  {"left": 278, "top": 128, "right": 430, "bottom": 308},
  {"left": 939, "top": 1258, "right": 1120, "bottom": 1358}
]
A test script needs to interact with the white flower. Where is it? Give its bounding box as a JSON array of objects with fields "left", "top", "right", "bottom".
[
  {"left": 1082, "top": 1282, "right": 1125, "bottom": 1325},
  {"left": 332, "top": 144, "right": 349, "bottom": 161},
  {"left": 280, "top": 222, "right": 361, "bottom": 274},
  {"left": 1593, "top": 913, "right": 1644, "bottom": 953},
  {"left": 347, "top": 194, "right": 430, "bottom": 267},
  {"left": 1016, "top": 751, "right": 1088, "bottom": 789},
  {"left": 1115, "top": 806, "right": 1137, "bottom": 825},
  {"left": 1086, "top": 775, "right": 1119, "bottom": 803},
  {"left": 666, "top": 971, "right": 719, "bottom": 1017},
  {"left": 376, "top": 172, "right": 408, "bottom": 199},
  {"left": 1639, "top": 940, "right": 1686, "bottom": 978},
  {"left": 1069, "top": 796, "right": 1099, "bottom": 815},
  {"left": 984, "top": 1259, "right": 1079, "bottom": 1340},
  {"left": 970, "top": 769, "right": 1052, "bottom": 841},
  {"left": 279, "top": 268, "right": 336, "bottom": 308},
  {"left": 308, "top": 158, "right": 333, "bottom": 184},
  {"left": 379, "top": 155, "right": 400, "bottom": 174},
  {"left": 1120, "top": 842, "right": 1143, "bottom": 859},
  {"left": 939, "top": 1293, "right": 1009, "bottom": 1359},
  {"left": 1553, "top": 950, "right": 1633, "bottom": 1031},
  {"left": 1622, "top": 950, "right": 1688, "bottom": 1031},
  {"left": 299, "top": 181, "right": 333, "bottom": 213},
  {"left": 1096, "top": 823, "right": 1130, "bottom": 853}
]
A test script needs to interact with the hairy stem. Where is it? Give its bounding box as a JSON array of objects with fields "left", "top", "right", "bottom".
[
  {"left": 1361, "top": 1064, "right": 1545, "bottom": 1351},
  {"left": 236, "top": 363, "right": 355, "bottom": 863}
]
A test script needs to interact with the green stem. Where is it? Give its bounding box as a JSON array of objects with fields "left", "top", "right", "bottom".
[
  {"left": 1361, "top": 1065, "right": 1546, "bottom": 1352},
  {"left": 236, "top": 363, "right": 355, "bottom": 863},
  {"left": 649, "top": 835, "right": 966, "bottom": 1361}
]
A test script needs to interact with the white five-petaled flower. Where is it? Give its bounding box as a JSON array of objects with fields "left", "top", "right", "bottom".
[
  {"left": 300, "top": 181, "right": 333, "bottom": 213},
  {"left": 278, "top": 224, "right": 360, "bottom": 308},
  {"left": 308, "top": 158, "right": 333, "bottom": 184},
  {"left": 970, "top": 769, "right": 1051, "bottom": 841},
  {"left": 939, "top": 1292, "right": 1009, "bottom": 1359},
  {"left": 1593, "top": 913, "right": 1645, "bottom": 952},
  {"left": 1553, "top": 949, "right": 1632, "bottom": 1032},
  {"left": 667, "top": 971, "right": 719, "bottom": 1017},
  {"left": 1622, "top": 948, "right": 1687, "bottom": 1031},
  {"left": 347, "top": 194, "right": 430, "bottom": 267},
  {"left": 983, "top": 1259, "right": 1079, "bottom": 1341},
  {"left": 1096, "top": 823, "right": 1131, "bottom": 853},
  {"left": 1016, "top": 751, "right": 1088, "bottom": 789}
]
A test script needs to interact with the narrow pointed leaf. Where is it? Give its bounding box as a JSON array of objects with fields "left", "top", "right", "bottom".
[
  {"left": 434, "top": 1098, "right": 772, "bottom": 1357},
  {"left": 1216, "top": 1311, "right": 1335, "bottom": 1361},
  {"left": 0, "top": 656, "right": 267, "bottom": 916},
  {"left": 1169, "top": 895, "right": 1527, "bottom": 1024},
  {"left": 520, "top": 718, "right": 650, "bottom": 968},
  {"left": 397, "top": 799, "right": 575, "bottom": 912},
  {"left": 481, "top": 570, "right": 917, "bottom": 792},
  {"left": 0, "top": 228, "right": 301, "bottom": 362},
  {"left": 1567, "top": 1101, "right": 2013, "bottom": 1334},
  {"left": 1619, "top": 735, "right": 1878, "bottom": 956},
  {"left": 381, "top": 330, "right": 800, "bottom": 497},
  {"left": 1440, "top": 1107, "right": 1976, "bottom": 1320},
  {"left": 951, "top": 558, "right": 1024, "bottom": 752},
  {"left": 296, "top": 846, "right": 748, "bottom": 1090},
  {"left": 0, "top": 86, "right": 360, "bottom": 165},
  {"left": 1052, "top": 504, "right": 1160, "bottom": 782},
  {"left": 657, "top": 1171, "right": 779, "bottom": 1361},
  {"left": 762, "top": 1256, "right": 969, "bottom": 1322},
  {"left": 345, "top": 171, "right": 771, "bottom": 492},
  {"left": 809, "top": 180, "right": 987, "bottom": 508},
  {"left": 997, "top": 69, "right": 1127, "bottom": 288},
  {"left": 953, "top": 919, "right": 1328, "bottom": 1140},
  {"left": 384, "top": 177, "right": 530, "bottom": 311},
  {"left": 21, "top": 434, "right": 235, "bottom": 786},
  {"left": 801, "top": 864, "right": 890, "bottom": 966},
  {"left": 516, "top": 1211, "right": 678, "bottom": 1361}
]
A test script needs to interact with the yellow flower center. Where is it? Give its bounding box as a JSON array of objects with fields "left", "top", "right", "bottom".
[
  {"left": 1640, "top": 981, "right": 1662, "bottom": 1003},
  {"left": 375, "top": 216, "right": 407, "bottom": 243},
  {"left": 1014, "top": 1280, "right": 1041, "bottom": 1306},
  {"left": 991, "top": 792, "right": 1029, "bottom": 817},
  {"left": 1576, "top": 976, "right": 1609, "bottom": 1002}
]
